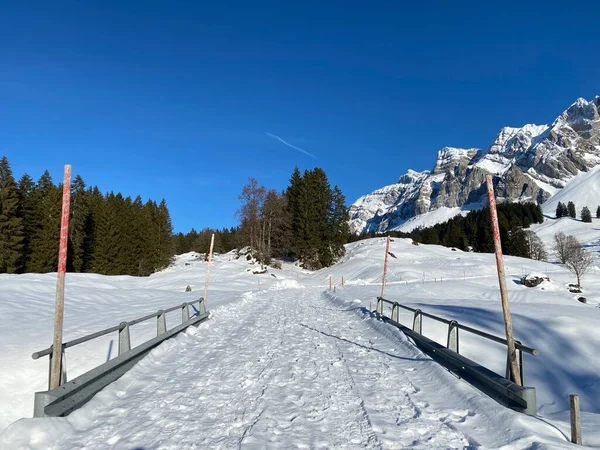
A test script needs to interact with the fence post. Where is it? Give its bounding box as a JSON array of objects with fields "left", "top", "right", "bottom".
[
  {"left": 48, "top": 345, "right": 67, "bottom": 389},
  {"left": 486, "top": 175, "right": 522, "bottom": 386},
  {"left": 199, "top": 297, "right": 206, "bottom": 315},
  {"left": 50, "top": 164, "right": 72, "bottom": 390},
  {"left": 505, "top": 344, "right": 524, "bottom": 384},
  {"left": 376, "top": 297, "right": 383, "bottom": 314},
  {"left": 203, "top": 234, "right": 215, "bottom": 303},
  {"left": 381, "top": 236, "right": 390, "bottom": 299},
  {"left": 182, "top": 303, "right": 190, "bottom": 322},
  {"left": 412, "top": 310, "right": 422, "bottom": 334},
  {"left": 118, "top": 322, "right": 131, "bottom": 355},
  {"left": 157, "top": 310, "right": 166, "bottom": 335},
  {"left": 447, "top": 320, "right": 459, "bottom": 353},
  {"left": 392, "top": 303, "right": 399, "bottom": 322},
  {"left": 570, "top": 394, "right": 582, "bottom": 445}
]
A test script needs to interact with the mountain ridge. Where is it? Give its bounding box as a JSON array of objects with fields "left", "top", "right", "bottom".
[{"left": 349, "top": 96, "right": 600, "bottom": 234}]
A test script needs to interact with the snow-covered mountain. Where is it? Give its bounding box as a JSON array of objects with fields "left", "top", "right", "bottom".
[{"left": 350, "top": 96, "right": 600, "bottom": 234}]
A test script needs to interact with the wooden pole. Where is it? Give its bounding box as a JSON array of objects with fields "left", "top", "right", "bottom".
[
  {"left": 329, "top": 275, "right": 332, "bottom": 291},
  {"left": 203, "top": 233, "right": 215, "bottom": 304},
  {"left": 381, "top": 236, "right": 390, "bottom": 299},
  {"left": 570, "top": 394, "right": 582, "bottom": 445},
  {"left": 341, "top": 276, "right": 344, "bottom": 287},
  {"left": 486, "top": 175, "right": 522, "bottom": 386},
  {"left": 50, "top": 164, "right": 71, "bottom": 390}
]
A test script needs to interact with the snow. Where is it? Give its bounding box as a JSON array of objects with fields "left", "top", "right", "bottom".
[
  {"left": 524, "top": 272, "right": 549, "bottom": 280},
  {"left": 390, "top": 205, "right": 476, "bottom": 233},
  {"left": 2, "top": 241, "right": 600, "bottom": 448},
  {"left": 540, "top": 165, "right": 600, "bottom": 217},
  {"left": 474, "top": 157, "right": 510, "bottom": 174}
]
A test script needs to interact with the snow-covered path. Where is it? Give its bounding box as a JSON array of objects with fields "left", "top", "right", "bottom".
[{"left": 2, "top": 287, "right": 574, "bottom": 449}]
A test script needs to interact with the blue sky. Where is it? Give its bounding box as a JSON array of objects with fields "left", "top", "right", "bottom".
[{"left": 1, "top": 1, "right": 598, "bottom": 232}]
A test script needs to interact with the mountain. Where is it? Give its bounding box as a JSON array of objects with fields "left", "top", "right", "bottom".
[{"left": 349, "top": 96, "right": 600, "bottom": 234}]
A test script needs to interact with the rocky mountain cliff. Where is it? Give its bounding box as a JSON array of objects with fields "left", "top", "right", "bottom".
[{"left": 349, "top": 96, "right": 600, "bottom": 234}]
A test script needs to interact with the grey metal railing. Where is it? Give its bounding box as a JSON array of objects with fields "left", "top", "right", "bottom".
[
  {"left": 32, "top": 297, "right": 208, "bottom": 417},
  {"left": 376, "top": 296, "right": 539, "bottom": 414}
]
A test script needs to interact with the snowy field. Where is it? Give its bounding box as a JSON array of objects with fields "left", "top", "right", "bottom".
[{"left": 1, "top": 223, "right": 600, "bottom": 448}]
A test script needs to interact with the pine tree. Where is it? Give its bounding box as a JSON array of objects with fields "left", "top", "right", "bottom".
[
  {"left": 83, "top": 186, "right": 104, "bottom": 272},
  {"left": 68, "top": 175, "right": 90, "bottom": 272},
  {"left": 329, "top": 186, "right": 350, "bottom": 260},
  {"left": 286, "top": 167, "right": 306, "bottom": 259},
  {"left": 28, "top": 171, "right": 61, "bottom": 273},
  {"left": 596, "top": 205, "right": 600, "bottom": 219},
  {"left": 581, "top": 206, "right": 592, "bottom": 223},
  {"left": 0, "top": 157, "right": 25, "bottom": 273},
  {"left": 506, "top": 227, "right": 529, "bottom": 258},
  {"left": 567, "top": 201, "right": 576, "bottom": 219},
  {"left": 156, "top": 199, "right": 173, "bottom": 269},
  {"left": 17, "top": 174, "right": 36, "bottom": 272},
  {"left": 556, "top": 202, "right": 564, "bottom": 218},
  {"left": 92, "top": 192, "right": 121, "bottom": 275}
]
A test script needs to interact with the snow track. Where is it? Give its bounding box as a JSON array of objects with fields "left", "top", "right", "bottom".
[{"left": 1, "top": 287, "right": 569, "bottom": 449}]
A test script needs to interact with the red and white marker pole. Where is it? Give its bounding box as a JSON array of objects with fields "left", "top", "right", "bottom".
[
  {"left": 203, "top": 233, "right": 215, "bottom": 304},
  {"left": 486, "top": 175, "right": 522, "bottom": 386},
  {"left": 380, "top": 236, "right": 390, "bottom": 299},
  {"left": 50, "top": 164, "right": 71, "bottom": 390}
]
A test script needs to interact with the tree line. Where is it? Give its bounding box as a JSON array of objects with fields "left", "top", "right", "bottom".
[
  {"left": 235, "top": 167, "right": 350, "bottom": 270},
  {"left": 0, "top": 156, "right": 173, "bottom": 275},
  {"left": 350, "top": 202, "right": 546, "bottom": 259},
  {"left": 555, "top": 201, "right": 598, "bottom": 222},
  {"left": 172, "top": 227, "right": 241, "bottom": 256}
]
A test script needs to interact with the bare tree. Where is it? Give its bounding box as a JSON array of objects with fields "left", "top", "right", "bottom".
[
  {"left": 237, "top": 178, "right": 266, "bottom": 252},
  {"left": 564, "top": 241, "right": 595, "bottom": 288},
  {"left": 553, "top": 232, "right": 579, "bottom": 264},
  {"left": 525, "top": 230, "right": 547, "bottom": 261}
]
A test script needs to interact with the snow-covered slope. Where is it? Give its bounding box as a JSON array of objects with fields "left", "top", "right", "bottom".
[
  {"left": 1, "top": 240, "right": 600, "bottom": 448},
  {"left": 350, "top": 96, "right": 600, "bottom": 234},
  {"left": 530, "top": 164, "right": 600, "bottom": 257}
]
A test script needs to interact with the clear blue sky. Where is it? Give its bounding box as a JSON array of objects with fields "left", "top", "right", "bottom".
[{"left": 1, "top": 1, "right": 598, "bottom": 232}]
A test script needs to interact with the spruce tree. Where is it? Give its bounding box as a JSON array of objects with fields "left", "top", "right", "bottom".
[
  {"left": 567, "top": 201, "right": 576, "bottom": 219},
  {"left": 28, "top": 171, "right": 61, "bottom": 273},
  {"left": 0, "top": 157, "right": 25, "bottom": 273},
  {"left": 286, "top": 167, "right": 307, "bottom": 259},
  {"left": 329, "top": 185, "right": 349, "bottom": 259},
  {"left": 68, "top": 175, "right": 90, "bottom": 272},
  {"left": 17, "top": 174, "right": 36, "bottom": 272},
  {"left": 597, "top": 205, "right": 600, "bottom": 219},
  {"left": 581, "top": 206, "right": 592, "bottom": 223},
  {"left": 556, "top": 202, "right": 564, "bottom": 218},
  {"left": 92, "top": 192, "right": 121, "bottom": 275},
  {"left": 156, "top": 199, "right": 173, "bottom": 269},
  {"left": 506, "top": 227, "right": 529, "bottom": 258}
]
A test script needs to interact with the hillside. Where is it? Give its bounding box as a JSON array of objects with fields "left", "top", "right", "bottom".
[{"left": 1, "top": 240, "right": 600, "bottom": 447}]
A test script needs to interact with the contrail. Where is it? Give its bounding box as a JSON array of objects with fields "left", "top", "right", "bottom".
[{"left": 266, "top": 132, "right": 317, "bottom": 158}]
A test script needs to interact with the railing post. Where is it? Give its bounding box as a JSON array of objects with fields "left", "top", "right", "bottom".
[
  {"left": 157, "top": 310, "right": 166, "bottom": 336},
  {"left": 447, "top": 320, "right": 459, "bottom": 353},
  {"left": 505, "top": 342, "right": 524, "bottom": 384},
  {"left": 118, "top": 322, "right": 131, "bottom": 355},
  {"left": 412, "top": 309, "right": 422, "bottom": 334},
  {"left": 376, "top": 297, "right": 383, "bottom": 315},
  {"left": 570, "top": 394, "right": 582, "bottom": 445},
  {"left": 198, "top": 297, "right": 206, "bottom": 315},
  {"left": 392, "top": 303, "right": 399, "bottom": 322},
  {"left": 47, "top": 345, "right": 67, "bottom": 389},
  {"left": 182, "top": 303, "right": 190, "bottom": 323}
]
